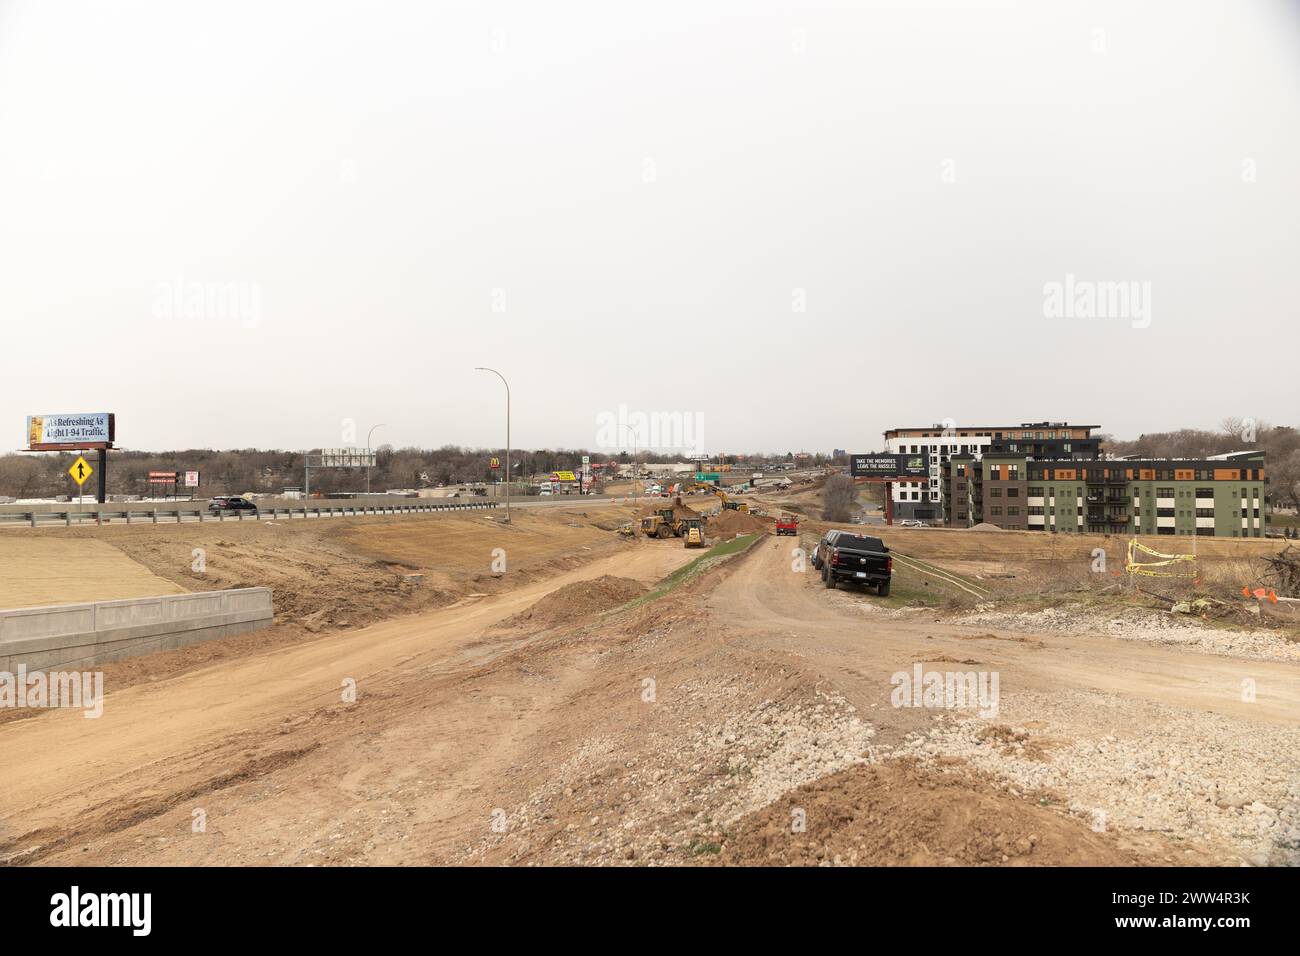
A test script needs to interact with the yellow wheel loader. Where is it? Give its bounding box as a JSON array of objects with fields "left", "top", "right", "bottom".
[{"left": 640, "top": 515, "right": 673, "bottom": 538}]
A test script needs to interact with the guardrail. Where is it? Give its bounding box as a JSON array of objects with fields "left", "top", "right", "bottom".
[{"left": 0, "top": 500, "right": 500, "bottom": 528}]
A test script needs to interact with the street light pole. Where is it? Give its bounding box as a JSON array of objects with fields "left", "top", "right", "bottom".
[
  {"left": 620, "top": 423, "right": 639, "bottom": 498},
  {"left": 475, "top": 367, "right": 511, "bottom": 522},
  {"left": 366, "top": 423, "right": 386, "bottom": 496}
]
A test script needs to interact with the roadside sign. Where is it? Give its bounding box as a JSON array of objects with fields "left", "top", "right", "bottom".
[
  {"left": 69, "top": 455, "right": 93, "bottom": 486},
  {"left": 185, "top": 471, "right": 200, "bottom": 488},
  {"left": 28, "top": 412, "right": 115, "bottom": 450},
  {"left": 581, "top": 455, "right": 589, "bottom": 464},
  {"left": 148, "top": 470, "right": 178, "bottom": 483},
  {"left": 489, "top": 457, "right": 501, "bottom": 470}
]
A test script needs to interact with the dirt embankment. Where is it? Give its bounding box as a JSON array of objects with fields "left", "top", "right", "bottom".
[
  {"left": 708, "top": 510, "right": 771, "bottom": 539},
  {"left": 711, "top": 760, "right": 1141, "bottom": 866},
  {"left": 503, "top": 576, "right": 645, "bottom": 629},
  {"left": 0, "top": 508, "right": 643, "bottom": 701}
]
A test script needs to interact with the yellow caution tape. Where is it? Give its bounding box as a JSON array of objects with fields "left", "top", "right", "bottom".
[{"left": 1125, "top": 538, "right": 1198, "bottom": 577}]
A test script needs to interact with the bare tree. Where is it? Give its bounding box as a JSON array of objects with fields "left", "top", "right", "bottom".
[{"left": 821, "top": 474, "right": 857, "bottom": 522}]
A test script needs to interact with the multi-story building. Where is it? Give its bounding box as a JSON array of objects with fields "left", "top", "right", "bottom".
[
  {"left": 943, "top": 450, "right": 1268, "bottom": 537},
  {"left": 882, "top": 422, "right": 1100, "bottom": 521}
]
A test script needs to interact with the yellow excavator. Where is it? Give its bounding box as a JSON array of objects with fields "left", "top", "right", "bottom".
[{"left": 686, "top": 481, "right": 749, "bottom": 514}]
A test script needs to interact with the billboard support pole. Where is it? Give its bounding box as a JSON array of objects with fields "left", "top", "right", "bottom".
[{"left": 96, "top": 448, "right": 107, "bottom": 505}]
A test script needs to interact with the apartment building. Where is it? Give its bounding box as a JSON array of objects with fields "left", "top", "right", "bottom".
[
  {"left": 882, "top": 422, "right": 1099, "bottom": 521},
  {"left": 943, "top": 450, "right": 1268, "bottom": 537}
]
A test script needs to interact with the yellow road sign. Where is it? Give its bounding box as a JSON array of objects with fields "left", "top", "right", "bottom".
[{"left": 69, "top": 455, "right": 93, "bottom": 486}]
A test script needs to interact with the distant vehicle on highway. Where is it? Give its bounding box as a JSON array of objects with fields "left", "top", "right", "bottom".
[
  {"left": 208, "top": 495, "right": 258, "bottom": 515},
  {"left": 812, "top": 530, "right": 891, "bottom": 595},
  {"left": 898, "top": 519, "right": 925, "bottom": 528}
]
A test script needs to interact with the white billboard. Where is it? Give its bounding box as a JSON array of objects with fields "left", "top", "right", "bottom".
[
  {"left": 317, "top": 448, "right": 376, "bottom": 468},
  {"left": 27, "top": 413, "right": 114, "bottom": 447}
]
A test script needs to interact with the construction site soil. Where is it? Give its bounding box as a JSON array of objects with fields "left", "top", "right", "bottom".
[{"left": 0, "top": 498, "right": 1294, "bottom": 866}]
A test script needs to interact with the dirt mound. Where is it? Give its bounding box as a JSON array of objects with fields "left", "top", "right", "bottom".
[
  {"left": 504, "top": 575, "right": 646, "bottom": 629},
  {"left": 635, "top": 500, "right": 700, "bottom": 520},
  {"left": 968, "top": 522, "right": 1005, "bottom": 532},
  {"left": 713, "top": 760, "right": 1141, "bottom": 866},
  {"left": 707, "top": 510, "right": 771, "bottom": 539}
]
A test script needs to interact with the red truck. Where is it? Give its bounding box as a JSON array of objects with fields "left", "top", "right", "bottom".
[{"left": 775, "top": 514, "right": 798, "bottom": 536}]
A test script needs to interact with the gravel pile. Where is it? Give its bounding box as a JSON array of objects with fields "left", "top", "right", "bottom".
[
  {"left": 957, "top": 604, "right": 1300, "bottom": 663},
  {"left": 894, "top": 689, "right": 1300, "bottom": 865},
  {"left": 455, "top": 673, "right": 877, "bottom": 866}
]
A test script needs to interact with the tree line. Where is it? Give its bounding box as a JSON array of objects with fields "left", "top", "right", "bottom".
[{"left": 0, "top": 446, "right": 833, "bottom": 500}]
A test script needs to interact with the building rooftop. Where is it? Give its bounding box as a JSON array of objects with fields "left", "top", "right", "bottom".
[{"left": 884, "top": 422, "right": 1100, "bottom": 437}]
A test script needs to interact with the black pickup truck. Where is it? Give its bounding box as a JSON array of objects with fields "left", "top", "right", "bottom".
[{"left": 812, "top": 530, "right": 892, "bottom": 595}]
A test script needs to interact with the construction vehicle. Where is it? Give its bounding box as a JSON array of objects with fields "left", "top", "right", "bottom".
[
  {"left": 681, "top": 517, "right": 706, "bottom": 548},
  {"left": 640, "top": 514, "right": 673, "bottom": 538},
  {"left": 617, "top": 522, "right": 637, "bottom": 538},
  {"left": 686, "top": 481, "right": 749, "bottom": 514},
  {"left": 774, "top": 514, "right": 798, "bottom": 536}
]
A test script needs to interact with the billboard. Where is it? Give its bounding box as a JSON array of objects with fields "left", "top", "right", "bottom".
[
  {"left": 184, "top": 471, "right": 200, "bottom": 488},
  {"left": 317, "top": 448, "right": 376, "bottom": 468},
  {"left": 551, "top": 470, "right": 577, "bottom": 482},
  {"left": 148, "top": 471, "right": 178, "bottom": 484},
  {"left": 27, "top": 413, "right": 115, "bottom": 449},
  {"left": 850, "top": 453, "right": 928, "bottom": 479}
]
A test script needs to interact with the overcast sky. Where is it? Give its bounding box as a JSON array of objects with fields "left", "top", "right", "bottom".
[{"left": 1, "top": 0, "right": 1296, "bottom": 456}]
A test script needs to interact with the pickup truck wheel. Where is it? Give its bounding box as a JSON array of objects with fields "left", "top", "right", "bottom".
[
  {"left": 823, "top": 565, "right": 835, "bottom": 589},
  {"left": 877, "top": 581, "right": 891, "bottom": 597}
]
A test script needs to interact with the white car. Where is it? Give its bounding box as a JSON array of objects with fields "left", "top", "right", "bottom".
[{"left": 898, "top": 519, "right": 925, "bottom": 528}]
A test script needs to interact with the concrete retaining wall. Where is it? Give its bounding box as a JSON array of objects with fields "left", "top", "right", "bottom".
[{"left": 0, "top": 588, "right": 273, "bottom": 672}]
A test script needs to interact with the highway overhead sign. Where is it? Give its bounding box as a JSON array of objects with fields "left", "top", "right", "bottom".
[{"left": 69, "top": 455, "right": 93, "bottom": 486}]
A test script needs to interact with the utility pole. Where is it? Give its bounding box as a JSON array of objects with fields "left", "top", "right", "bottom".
[
  {"left": 620, "top": 424, "right": 639, "bottom": 498},
  {"left": 366, "top": 423, "right": 386, "bottom": 496},
  {"left": 475, "top": 367, "right": 511, "bottom": 522}
]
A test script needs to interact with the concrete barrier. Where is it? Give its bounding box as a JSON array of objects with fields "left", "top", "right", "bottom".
[{"left": 0, "top": 588, "right": 273, "bottom": 672}]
